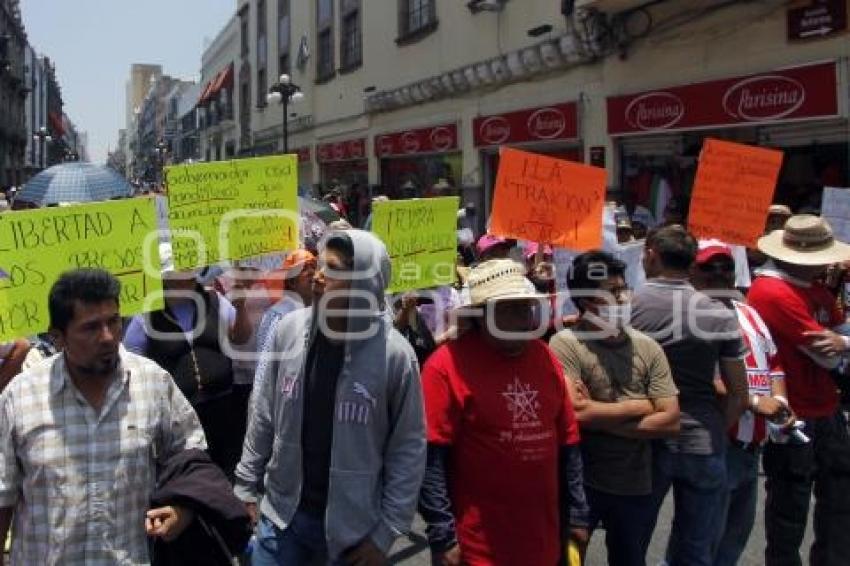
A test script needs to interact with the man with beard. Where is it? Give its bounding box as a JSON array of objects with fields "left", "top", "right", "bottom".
[{"left": 0, "top": 269, "right": 206, "bottom": 564}]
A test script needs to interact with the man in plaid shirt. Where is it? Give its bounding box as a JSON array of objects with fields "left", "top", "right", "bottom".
[{"left": 0, "top": 269, "right": 206, "bottom": 565}]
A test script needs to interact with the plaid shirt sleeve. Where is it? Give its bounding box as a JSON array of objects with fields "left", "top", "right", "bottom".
[
  {"left": 156, "top": 366, "right": 207, "bottom": 462},
  {"left": 0, "top": 390, "right": 20, "bottom": 507}
]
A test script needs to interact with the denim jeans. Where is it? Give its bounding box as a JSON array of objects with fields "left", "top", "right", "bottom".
[
  {"left": 763, "top": 413, "right": 850, "bottom": 566},
  {"left": 586, "top": 486, "right": 658, "bottom": 566},
  {"left": 713, "top": 442, "right": 759, "bottom": 566},
  {"left": 252, "top": 511, "right": 331, "bottom": 566},
  {"left": 648, "top": 442, "right": 728, "bottom": 566}
]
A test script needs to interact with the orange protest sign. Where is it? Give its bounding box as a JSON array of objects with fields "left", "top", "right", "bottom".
[
  {"left": 688, "top": 138, "right": 784, "bottom": 247},
  {"left": 489, "top": 147, "right": 606, "bottom": 250}
]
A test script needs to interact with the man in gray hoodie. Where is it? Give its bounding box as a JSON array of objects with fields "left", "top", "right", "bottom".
[{"left": 235, "top": 229, "right": 426, "bottom": 566}]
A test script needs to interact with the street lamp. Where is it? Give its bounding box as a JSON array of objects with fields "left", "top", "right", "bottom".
[
  {"left": 154, "top": 140, "right": 168, "bottom": 188},
  {"left": 266, "top": 73, "right": 304, "bottom": 154},
  {"left": 32, "top": 126, "right": 51, "bottom": 169}
]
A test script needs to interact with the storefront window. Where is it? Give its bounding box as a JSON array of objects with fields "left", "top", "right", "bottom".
[
  {"left": 619, "top": 129, "right": 849, "bottom": 227},
  {"left": 380, "top": 153, "right": 462, "bottom": 199}
]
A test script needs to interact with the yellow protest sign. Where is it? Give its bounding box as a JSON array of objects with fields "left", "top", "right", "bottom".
[
  {"left": 0, "top": 198, "right": 163, "bottom": 340},
  {"left": 371, "top": 197, "right": 459, "bottom": 293},
  {"left": 164, "top": 155, "right": 299, "bottom": 270}
]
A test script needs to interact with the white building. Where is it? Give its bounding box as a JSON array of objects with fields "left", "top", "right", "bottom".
[{"left": 231, "top": 0, "right": 849, "bottom": 226}]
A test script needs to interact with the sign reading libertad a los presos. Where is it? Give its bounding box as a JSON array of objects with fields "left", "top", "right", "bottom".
[{"left": 0, "top": 198, "right": 163, "bottom": 340}]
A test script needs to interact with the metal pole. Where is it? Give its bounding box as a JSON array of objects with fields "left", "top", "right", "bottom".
[{"left": 283, "top": 97, "right": 289, "bottom": 154}]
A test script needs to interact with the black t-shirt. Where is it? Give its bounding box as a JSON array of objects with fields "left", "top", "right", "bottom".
[{"left": 298, "top": 331, "right": 346, "bottom": 516}]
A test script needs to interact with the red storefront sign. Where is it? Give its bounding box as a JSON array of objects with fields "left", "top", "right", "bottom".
[
  {"left": 294, "top": 146, "right": 311, "bottom": 163},
  {"left": 473, "top": 102, "right": 579, "bottom": 147},
  {"left": 317, "top": 138, "right": 367, "bottom": 163},
  {"left": 607, "top": 62, "right": 839, "bottom": 135},
  {"left": 374, "top": 123, "right": 459, "bottom": 157}
]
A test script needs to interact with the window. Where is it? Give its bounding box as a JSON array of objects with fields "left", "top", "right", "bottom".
[
  {"left": 398, "top": 0, "right": 437, "bottom": 41},
  {"left": 257, "top": 0, "right": 268, "bottom": 107},
  {"left": 340, "top": 0, "right": 361, "bottom": 71},
  {"left": 278, "top": 0, "right": 291, "bottom": 76},
  {"left": 240, "top": 9, "right": 249, "bottom": 56},
  {"left": 257, "top": 0, "right": 267, "bottom": 35},
  {"left": 316, "top": 0, "right": 334, "bottom": 81},
  {"left": 240, "top": 62, "right": 252, "bottom": 145},
  {"left": 318, "top": 0, "right": 333, "bottom": 26},
  {"left": 256, "top": 68, "right": 267, "bottom": 108}
]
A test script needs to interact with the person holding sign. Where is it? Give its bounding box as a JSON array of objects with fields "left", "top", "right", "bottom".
[
  {"left": 0, "top": 269, "right": 206, "bottom": 564},
  {"left": 123, "top": 243, "right": 253, "bottom": 479},
  {"left": 235, "top": 230, "right": 425, "bottom": 566},
  {"left": 419, "top": 259, "right": 589, "bottom": 566}
]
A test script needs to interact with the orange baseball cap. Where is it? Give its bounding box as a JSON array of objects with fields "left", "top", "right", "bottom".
[
  {"left": 264, "top": 249, "right": 317, "bottom": 301},
  {"left": 281, "top": 249, "right": 317, "bottom": 275}
]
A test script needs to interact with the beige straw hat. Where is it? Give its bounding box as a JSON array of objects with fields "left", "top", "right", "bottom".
[
  {"left": 757, "top": 214, "right": 850, "bottom": 266},
  {"left": 464, "top": 259, "right": 542, "bottom": 307}
]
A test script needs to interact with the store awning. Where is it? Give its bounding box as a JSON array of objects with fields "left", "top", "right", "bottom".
[
  {"left": 197, "top": 63, "right": 234, "bottom": 106},
  {"left": 48, "top": 111, "right": 65, "bottom": 137}
]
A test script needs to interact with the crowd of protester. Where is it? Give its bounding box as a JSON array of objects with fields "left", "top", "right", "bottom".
[{"left": 2, "top": 187, "right": 850, "bottom": 566}]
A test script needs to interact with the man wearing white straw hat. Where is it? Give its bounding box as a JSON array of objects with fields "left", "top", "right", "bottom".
[
  {"left": 747, "top": 214, "right": 850, "bottom": 566},
  {"left": 418, "top": 259, "right": 589, "bottom": 565}
]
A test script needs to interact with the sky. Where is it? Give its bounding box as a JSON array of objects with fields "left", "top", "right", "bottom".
[{"left": 21, "top": 0, "right": 235, "bottom": 164}]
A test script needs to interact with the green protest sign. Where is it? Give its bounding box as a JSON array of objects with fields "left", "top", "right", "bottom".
[
  {"left": 164, "top": 155, "right": 299, "bottom": 270},
  {"left": 0, "top": 198, "right": 163, "bottom": 340},
  {"left": 371, "top": 197, "right": 459, "bottom": 293}
]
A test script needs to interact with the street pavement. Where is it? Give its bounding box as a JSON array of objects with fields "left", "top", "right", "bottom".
[{"left": 387, "top": 473, "right": 815, "bottom": 565}]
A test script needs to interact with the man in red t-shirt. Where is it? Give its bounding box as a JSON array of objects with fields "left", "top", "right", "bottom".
[
  {"left": 747, "top": 215, "right": 850, "bottom": 566},
  {"left": 419, "top": 259, "right": 588, "bottom": 566}
]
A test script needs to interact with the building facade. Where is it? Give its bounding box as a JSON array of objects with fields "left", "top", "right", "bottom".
[
  {"left": 173, "top": 82, "right": 202, "bottom": 164},
  {"left": 224, "top": 0, "right": 849, "bottom": 227},
  {"left": 198, "top": 15, "right": 238, "bottom": 162},
  {"left": 125, "top": 64, "right": 163, "bottom": 173},
  {"left": 0, "top": 0, "right": 29, "bottom": 187},
  {"left": 23, "top": 45, "right": 47, "bottom": 178}
]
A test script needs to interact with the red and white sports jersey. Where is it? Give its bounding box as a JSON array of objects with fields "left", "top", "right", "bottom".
[{"left": 730, "top": 301, "right": 785, "bottom": 444}]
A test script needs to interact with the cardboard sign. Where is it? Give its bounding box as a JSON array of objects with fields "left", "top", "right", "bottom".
[
  {"left": 688, "top": 139, "right": 783, "bottom": 247},
  {"left": 371, "top": 197, "right": 459, "bottom": 293},
  {"left": 0, "top": 199, "right": 163, "bottom": 340},
  {"left": 490, "top": 147, "right": 606, "bottom": 250},
  {"left": 821, "top": 187, "right": 850, "bottom": 244},
  {"left": 165, "top": 156, "right": 299, "bottom": 270}
]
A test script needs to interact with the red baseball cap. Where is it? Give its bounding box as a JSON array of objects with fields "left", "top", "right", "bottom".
[{"left": 696, "top": 239, "right": 733, "bottom": 265}]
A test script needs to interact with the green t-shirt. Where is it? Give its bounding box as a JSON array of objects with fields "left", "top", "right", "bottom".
[{"left": 549, "top": 325, "right": 677, "bottom": 496}]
